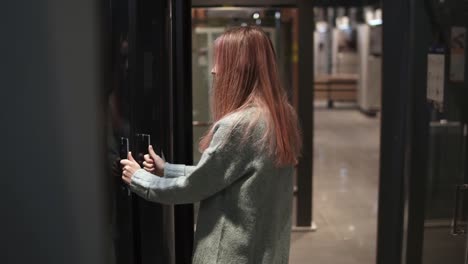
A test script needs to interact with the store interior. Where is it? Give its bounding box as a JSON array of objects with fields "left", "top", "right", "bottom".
[{"left": 190, "top": 6, "right": 383, "bottom": 264}]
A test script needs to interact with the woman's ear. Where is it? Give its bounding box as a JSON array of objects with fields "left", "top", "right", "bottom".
[{"left": 211, "top": 65, "right": 217, "bottom": 75}]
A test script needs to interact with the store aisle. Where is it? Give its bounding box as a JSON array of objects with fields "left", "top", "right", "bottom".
[{"left": 289, "top": 108, "right": 380, "bottom": 264}]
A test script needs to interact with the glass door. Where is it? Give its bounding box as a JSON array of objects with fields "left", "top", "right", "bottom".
[
  {"left": 422, "top": 119, "right": 468, "bottom": 264},
  {"left": 378, "top": 1, "right": 468, "bottom": 263},
  {"left": 106, "top": 0, "right": 176, "bottom": 263},
  {"left": 420, "top": 1, "right": 468, "bottom": 263},
  {"left": 191, "top": 27, "right": 223, "bottom": 163},
  {"left": 107, "top": 0, "right": 135, "bottom": 262}
]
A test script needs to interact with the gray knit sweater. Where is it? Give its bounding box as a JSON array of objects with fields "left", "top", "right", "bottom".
[{"left": 129, "top": 108, "right": 294, "bottom": 264}]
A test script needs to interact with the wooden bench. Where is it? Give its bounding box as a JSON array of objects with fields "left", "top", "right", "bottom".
[{"left": 314, "top": 74, "right": 358, "bottom": 108}]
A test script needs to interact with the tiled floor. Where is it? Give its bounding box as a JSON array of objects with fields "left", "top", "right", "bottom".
[{"left": 289, "top": 106, "right": 381, "bottom": 264}]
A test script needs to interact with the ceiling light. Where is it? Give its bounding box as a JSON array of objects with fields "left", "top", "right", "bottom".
[{"left": 275, "top": 11, "right": 281, "bottom": 19}]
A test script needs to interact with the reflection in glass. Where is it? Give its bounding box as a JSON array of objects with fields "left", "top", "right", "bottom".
[
  {"left": 107, "top": 1, "right": 133, "bottom": 262},
  {"left": 422, "top": 120, "right": 468, "bottom": 264}
]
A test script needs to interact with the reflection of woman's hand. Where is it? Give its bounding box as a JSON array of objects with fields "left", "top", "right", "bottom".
[
  {"left": 120, "top": 152, "right": 141, "bottom": 184},
  {"left": 142, "top": 145, "right": 165, "bottom": 176}
]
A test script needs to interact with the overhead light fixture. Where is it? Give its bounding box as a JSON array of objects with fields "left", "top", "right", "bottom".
[
  {"left": 316, "top": 21, "right": 328, "bottom": 33},
  {"left": 275, "top": 11, "right": 281, "bottom": 19},
  {"left": 252, "top": 12, "right": 260, "bottom": 20},
  {"left": 368, "top": 19, "right": 382, "bottom": 26},
  {"left": 365, "top": 8, "right": 374, "bottom": 23},
  {"left": 366, "top": 8, "right": 382, "bottom": 26},
  {"left": 336, "top": 16, "right": 350, "bottom": 30},
  {"left": 375, "top": 9, "right": 382, "bottom": 20}
]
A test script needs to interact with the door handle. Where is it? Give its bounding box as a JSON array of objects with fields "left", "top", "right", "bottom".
[
  {"left": 119, "top": 137, "right": 130, "bottom": 159},
  {"left": 135, "top": 133, "right": 151, "bottom": 166},
  {"left": 452, "top": 184, "right": 468, "bottom": 235},
  {"left": 119, "top": 137, "right": 131, "bottom": 196}
]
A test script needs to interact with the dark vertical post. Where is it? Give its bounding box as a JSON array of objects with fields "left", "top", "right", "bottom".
[
  {"left": 296, "top": 0, "right": 314, "bottom": 227},
  {"left": 127, "top": 1, "right": 142, "bottom": 263},
  {"left": 171, "top": 0, "right": 195, "bottom": 263},
  {"left": 403, "top": 0, "right": 431, "bottom": 263},
  {"left": 2, "top": 1, "right": 108, "bottom": 263},
  {"left": 377, "top": 1, "right": 409, "bottom": 262},
  {"left": 134, "top": 1, "right": 177, "bottom": 263},
  {"left": 377, "top": 0, "right": 431, "bottom": 263}
]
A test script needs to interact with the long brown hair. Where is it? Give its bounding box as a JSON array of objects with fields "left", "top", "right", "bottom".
[{"left": 199, "top": 26, "right": 301, "bottom": 166}]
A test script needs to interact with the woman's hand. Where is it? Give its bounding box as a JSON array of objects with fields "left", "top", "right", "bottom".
[
  {"left": 120, "top": 152, "right": 141, "bottom": 184},
  {"left": 142, "top": 145, "right": 165, "bottom": 176}
]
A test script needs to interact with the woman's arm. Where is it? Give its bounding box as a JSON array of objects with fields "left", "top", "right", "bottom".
[{"left": 128, "top": 119, "right": 257, "bottom": 204}]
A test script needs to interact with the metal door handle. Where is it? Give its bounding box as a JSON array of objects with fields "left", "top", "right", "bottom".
[
  {"left": 118, "top": 137, "right": 131, "bottom": 196},
  {"left": 119, "top": 137, "right": 130, "bottom": 159},
  {"left": 135, "top": 133, "right": 151, "bottom": 166},
  {"left": 452, "top": 184, "right": 468, "bottom": 235}
]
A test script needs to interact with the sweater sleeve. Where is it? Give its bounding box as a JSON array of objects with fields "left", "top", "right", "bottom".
[
  {"left": 128, "top": 119, "right": 257, "bottom": 204},
  {"left": 162, "top": 163, "right": 198, "bottom": 179}
]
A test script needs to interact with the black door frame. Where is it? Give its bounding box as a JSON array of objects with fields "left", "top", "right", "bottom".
[
  {"left": 126, "top": 0, "right": 181, "bottom": 263},
  {"left": 377, "top": 0, "right": 431, "bottom": 263},
  {"left": 171, "top": 0, "right": 195, "bottom": 263},
  {"left": 190, "top": 0, "right": 315, "bottom": 229},
  {"left": 190, "top": 0, "right": 381, "bottom": 231},
  {"left": 118, "top": 0, "right": 194, "bottom": 263},
  {"left": 192, "top": 0, "right": 379, "bottom": 7}
]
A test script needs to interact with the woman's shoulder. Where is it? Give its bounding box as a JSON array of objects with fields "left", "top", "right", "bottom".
[
  {"left": 217, "top": 107, "right": 265, "bottom": 130},
  {"left": 212, "top": 107, "right": 269, "bottom": 147}
]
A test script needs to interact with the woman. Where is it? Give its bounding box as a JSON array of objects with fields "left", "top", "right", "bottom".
[{"left": 120, "top": 26, "right": 302, "bottom": 264}]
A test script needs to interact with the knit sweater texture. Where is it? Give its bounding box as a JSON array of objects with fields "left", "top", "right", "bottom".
[{"left": 129, "top": 108, "right": 294, "bottom": 264}]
